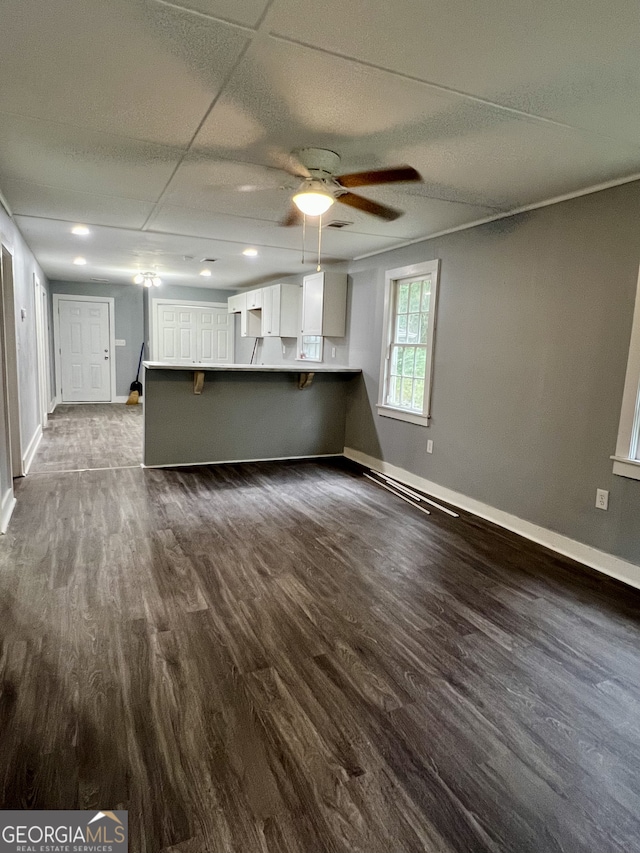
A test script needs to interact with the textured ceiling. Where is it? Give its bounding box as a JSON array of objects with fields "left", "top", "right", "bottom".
[{"left": 1, "top": 0, "right": 639, "bottom": 289}]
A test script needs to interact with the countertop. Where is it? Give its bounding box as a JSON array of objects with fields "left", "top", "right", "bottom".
[{"left": 143, "top": 362, "right": 361, "bottom": 373}]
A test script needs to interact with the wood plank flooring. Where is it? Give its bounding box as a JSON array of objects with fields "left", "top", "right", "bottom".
[
  {"left": 2, "top": 408, "right": 640, "bottom": 851},
  {"left": 30, "top": 404, "right": 142, "bottom": 472}
]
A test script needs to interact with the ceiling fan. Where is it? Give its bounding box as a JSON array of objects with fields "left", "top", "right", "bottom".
[{"left": 280, "top": 148, "right": 422, "bottom": 226}]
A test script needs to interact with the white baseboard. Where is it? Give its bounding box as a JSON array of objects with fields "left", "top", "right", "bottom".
[
  {"left": 143, "top": 453, "right": 341, "bottom": 469},
  {"left": 0, "top": 488, "right": 16, "bottom": 534},
  {"left": 55, "top": 396, "right": 133, "bottom": 405},
  {"left": 48, "top": 399, "right": 56, "bottom": 414},
  {"left": 344, "top": 447, "right": 640, "bottom": 591},
  {"left": 22, "top": 424, "right": 43, "bottom": 475}
]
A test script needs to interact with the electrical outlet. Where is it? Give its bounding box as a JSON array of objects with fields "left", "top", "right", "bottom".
[
  {"left": 595, "top": 488, "right": 609, "bottom": 510},
  {"left": 427, "top": 439, "right": 433, "bottom": 454}
]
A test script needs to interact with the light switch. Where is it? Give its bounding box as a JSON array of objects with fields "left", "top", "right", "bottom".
[{"left": 115, "top": 339, "right": 126, "bottom": 347}]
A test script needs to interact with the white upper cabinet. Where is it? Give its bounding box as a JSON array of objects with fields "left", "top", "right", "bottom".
[
  {"left": 245, "top": 289, "right": 262, "bottom": 310},
  {"left": 261, "top": 284, "right": 300, "bottom": 337},
  {"left": 301, "top": 271, "right": 347, "bottom": 337},
  {"left": 227, "top": 292, "right": 245, "bottom": 314},
  {"left": 227, "top": 291, "right": 259, "bottom": 337}
]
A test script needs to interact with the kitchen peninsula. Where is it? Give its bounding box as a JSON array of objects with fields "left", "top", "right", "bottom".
[{"left": 143, "top": 362, "right": 362, "bottom": 467}]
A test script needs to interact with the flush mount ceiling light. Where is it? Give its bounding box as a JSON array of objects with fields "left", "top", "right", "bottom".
[
  {"left": 133, "top": 271, "right": 161, "bottom": 287},
  {"left": 71, "top": 225, "right": 90, "bottom": 236},
  {"left": 242, "top": 247, "right": 258, "bottom": 257},
  {"left": 73, "top": 256, "right": 87, "bottom": 265},
  {"left": 292, "top": 179, "right": 335, "bottom": 216}
]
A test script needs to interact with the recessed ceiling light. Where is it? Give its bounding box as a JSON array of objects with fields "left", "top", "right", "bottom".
[
  {"left": 71, "top": 225, "right": 90, "bottom": 236},
  {"left": 242, "top": 248, "right": 258, "bottom": 257},
  {"left": 199, "top": 269, "right": 212, "bottom": 277},
  {"left": 73, "top": 256, "right": 87, "bottom": 265}
]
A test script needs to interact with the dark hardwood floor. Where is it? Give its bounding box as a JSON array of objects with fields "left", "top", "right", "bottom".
[
  {"left": 2, "top": 408, "right": 640, "bottom": 851},
  {"left": 29, "top": 403, "right": 142, "bottom": 472}
]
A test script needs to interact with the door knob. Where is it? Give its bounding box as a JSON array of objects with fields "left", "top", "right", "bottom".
[{"left": 104, "top": 355, "right": 109, "bottom": 360}]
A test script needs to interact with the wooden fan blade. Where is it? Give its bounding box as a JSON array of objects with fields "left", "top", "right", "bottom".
[
  {"left": 337, "top": 192, "right": 402, "bottom": 221},
  {"left": 281, "top": 205, "right": 303, "bottom": 227},
  {"left": 336, "top": 165, "right": 422, "bottom": 188}
]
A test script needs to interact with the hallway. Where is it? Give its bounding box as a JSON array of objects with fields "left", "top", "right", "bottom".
[
  {"left": 0, "top": 410, "right": 640, "bottom": 852},
  {"left": 30, "top": 404, "right": 143, "bottom": 473}
]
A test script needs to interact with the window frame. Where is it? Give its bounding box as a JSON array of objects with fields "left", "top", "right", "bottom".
[
  {"left": 377, "top": 259, "right": 440, "bottom": 427},
  {"left": 612, "top": 265, "right": 640, "bottom": 480}
]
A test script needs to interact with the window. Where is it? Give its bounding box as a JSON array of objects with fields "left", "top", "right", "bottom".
[
  {"left": 298, "top": 335, "right": 323, "bottom": 362},
  {"left": 613, "top": 265, "right": 640, "bottom": 480},
  {"left": 378, "top": 259, "right": 440, "bottom": 426}
]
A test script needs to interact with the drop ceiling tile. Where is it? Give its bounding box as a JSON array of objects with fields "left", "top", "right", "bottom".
[
  {"left": 162, "top": 155, "right": 295, "bottom": 216},
  {"left": 165, "top": 0, "right": 271, "bottom": 27},
  {"left": 0, "top": 0, "right": 249, "bottom": 147},
  {"left": 148, "top": 205, "right": 393, "bottom": 259},
  {"left": 5, "top": 180, "right": 154, "bottom": 229},
  {"left": 397, "top": 119, "right": 640, "bottom": 208},
  {"left": 0, "top": 114, "right": 182, "bottom": 202},
  {"left": 266, "top": 0, "right": 640, "bottom": 143},
  {"left": 192, "top": 37, "right": 477, "bottom": 165},
  {"left": 15, "top": 215, "right": 331, "bottom": 288}
]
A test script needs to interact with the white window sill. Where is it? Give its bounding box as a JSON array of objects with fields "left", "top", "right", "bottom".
[
  {"left": 611, "top": 455, "right": 640, "bottom": 480},
  {"left": 376, "top": 405, "right": 430, "bottom": 427}
]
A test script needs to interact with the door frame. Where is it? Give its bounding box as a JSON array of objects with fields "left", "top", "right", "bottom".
[
  {"left": 53, "top": 294, "right": 116, "bottom": 404},
  {"left": 34, "top": 274, "right": 51, "bottom": 426},
  {"left": 0, "top": 242, "right": 22, "bottom": 477},
  {"left": 150, "top": 298, "right": 231, "bottom": 362}
]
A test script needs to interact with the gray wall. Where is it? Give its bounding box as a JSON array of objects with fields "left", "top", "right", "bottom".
[
  {"left": 150, "top": 284, "right": 232, "bottom": 305},
  {"left": 345, "top": 180, "right": 640, "bottom": 566},
  {"left": 50, "top": 281, "right": 144, "bottom": 398}
]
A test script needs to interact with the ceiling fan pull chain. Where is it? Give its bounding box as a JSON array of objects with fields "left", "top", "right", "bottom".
[{"left": 317, "top": 213, "right": 323, "bottom": 271}]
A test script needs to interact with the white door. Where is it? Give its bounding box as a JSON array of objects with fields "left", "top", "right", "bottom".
[
  {"left": 156, "top": 305, "right": 197, "bottom": 363},
  {"left": 154, "top": 302, "right": 233, "bottom": 364},
  {"left": 58, "top": 299, "right": 111, "bottom": 402},
  {"left": 196, "top": 307, "right": 233, "bottom": 363}
]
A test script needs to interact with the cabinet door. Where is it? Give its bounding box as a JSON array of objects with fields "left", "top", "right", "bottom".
[
  {"left": 261, "top": 285, "right": 281, "bottom": 337},
  {"left": 227, "top": 293, "right": 245, "bottom": 314},
  {"left": 246, "top": 289, "right": 262, "bottom": 310},
  {"left": 301, "top": 272, "right": 324, "bottom": 335}
]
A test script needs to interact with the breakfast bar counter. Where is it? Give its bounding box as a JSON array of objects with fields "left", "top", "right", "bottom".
[{"left": 142, "top": 362, "right": 361, "bottom": 467}]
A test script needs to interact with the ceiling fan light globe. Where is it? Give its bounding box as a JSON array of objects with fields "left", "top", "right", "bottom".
[
  {"left": 152, "top": 277, "right": 162, "bottom": 287},
  {"left": 133, "top": 273, "right": 144, "bottom": 284},
  {"left": 293, "top": 190, "right": 335, "bottom": 217}
]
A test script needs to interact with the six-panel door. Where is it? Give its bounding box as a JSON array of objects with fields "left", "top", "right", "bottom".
[{"left": 58, "top": 299, "right": 111, "bottom": 402}]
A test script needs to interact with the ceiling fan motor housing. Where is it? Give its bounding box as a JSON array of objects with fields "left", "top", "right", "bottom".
[{"left": 294, "top": 147, "right": 341, "bottom": 179}]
